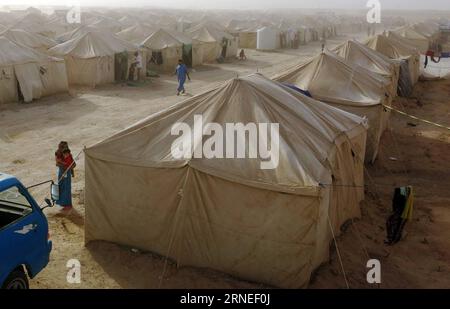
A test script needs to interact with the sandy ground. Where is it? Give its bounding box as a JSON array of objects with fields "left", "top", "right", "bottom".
[{"left": 1, "top": 34, "right": 449, "bottom": 289}]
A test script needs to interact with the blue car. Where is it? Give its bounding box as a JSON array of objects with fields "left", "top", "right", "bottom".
[{"left": 0, "top": 173, "right": 53, "bottom": 289}]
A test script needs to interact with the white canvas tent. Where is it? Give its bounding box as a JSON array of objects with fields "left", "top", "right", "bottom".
[
  {"left": 257, "top": 26, "right": 279, "bottom": 50},
  {"left": 333, "top": 40, "right": 400, "bottom": 99},
  {"left": 49, "top": 31, "right": 137, "bottom": 87},
  {"left": 274, "top": 51, "right": 391, "bottom": 163},
  {"left": 85, "top": 73, "right": 368, "bottom": 289},
  {"left": 0, "top": 37, "right": 68, "bottom": 104}
]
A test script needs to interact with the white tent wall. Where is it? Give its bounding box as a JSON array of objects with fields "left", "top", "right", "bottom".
[
  {"left": 65, "top": 56, "right": 114, "bottom": 87},
  {"left": 257, "top": 27, "right": 279, "bottom": 50},
  {"left": 239, "top": 32, "right": 257, "bottom": 49},
  {"left": 0, "top": 65, "right": 18, "bottom": 104},
  {"left": 39, "top": 60, "right": 69, "bottom": 96}
]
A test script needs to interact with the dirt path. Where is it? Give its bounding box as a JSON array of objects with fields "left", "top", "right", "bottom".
[{"left": 1, "top": 35, "right": 449, "bottom": 289}]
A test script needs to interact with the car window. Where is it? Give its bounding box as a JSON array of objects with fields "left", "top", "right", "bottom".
[{"left": 0, "top": 186, "right": 33, "bottom": 214}]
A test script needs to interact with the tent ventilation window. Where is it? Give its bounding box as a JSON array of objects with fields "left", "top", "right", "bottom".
[
  {"left": 1, "top": 69, "right": 11, "bottom": 80},
  {"left": 151, "top": 51, "right": 164, "bottom": 65},
  {"left": 39, "top": 66, "right": 48, "bottom": 75}
]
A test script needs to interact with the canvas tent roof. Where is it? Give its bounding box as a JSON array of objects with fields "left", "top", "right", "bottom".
[
  {"left": 141, "top": 28, "right": 183, "bottom": 50},
  {"left": 164, "top": 28, "right": 195, "bottom": 45},
  {"left": 273, "top": 50, "right": 390, "bottom": 163},
  {"left": 49, "top": 31, "right": 137, "bottom": 58},
  {"left": 393, "top": 26, "right": 429, "bottom": 41},
  {"left": 186, "top": 23, "right": 234, "bottom": 43},
  {"left": 87, "top": 73, "right": 367, "bottom": 195},
  {"left": 118, "top": 15, "right": 137, "bottom": 27},
  {"left": 11, "top": 12, "right": 53, "bottom": 35},
  {"left": 391, "top": 26, "right": 430, "bottom": 52},
  {"left": 364, "top": 34, "right": 419, "bottom": 60},
  {"left": 116, "top": 23, "right": 156, "bottom": 44},
  {"left": 90, "top": 17, "right": 123, "bottom": 31},
  {"left": 273, "top": 51, "right": 388, "bottom": 107},
  {"left": 332, "top": 39, "right": 400, "bottom": 98},
  {"left": 0, "top": 36, "right": 51, "bottom": 66},
  {"left": 413, "top": 22, "right": 440, "bottom": 38},
  {"left": 0, "top": 28, "right": 56, "bottom": 49},
  {"left": 365, "top": 33, "right": 421, "bottom": 91},
  {"left": 333, "top": 40, "right": 398, "bottom": 79},
  {"left": 56, "top": 25, "right": 102, "bottom": 42}
]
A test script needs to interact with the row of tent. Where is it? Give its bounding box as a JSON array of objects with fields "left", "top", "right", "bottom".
[
  {"left": 84, "top": 22, "right": 437, "bottom": 288},
  {"left": 0, "top": 9, "right": 442, "bottom": 105},
  {"left": 0, "top": 23, "right": 238, "bottom": 97}
]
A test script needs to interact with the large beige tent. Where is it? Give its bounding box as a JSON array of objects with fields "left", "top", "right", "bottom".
[
  {"left": 365, "top": 34, "right": 420, "bottom": 86},
  {"left": 85, "top": 73, "right": 368, "bottom": 289},
  {"left": 0, "top": 28, "right": 56, "bottom": 52},
  {"left": 141, "top": 28, "right": 184, "bottom": 73},
  {"left": 273, "top": 51, "right": 390, "bottom": 163},
  {"left": 49, "top": 31, "right": 137, "bottom": 87},
  {"left": 0, "top": 37, "right": 68, "bottom": 104},
  {"left": 165, "top": 28, "right": 204, "bottom": 67},
  {"left": 333, "top": 40, "right": 400, "bottom": 98},
  {"left": 141, "top": 28, "right": 203, "bottom": 72},
  {"left": 186, "top": 23, "right": 238, "bottom": 62}
]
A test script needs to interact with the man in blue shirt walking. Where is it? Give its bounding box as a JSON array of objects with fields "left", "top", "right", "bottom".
[{"left": 175, "top": 59, "right": 191, "bottom": 96}]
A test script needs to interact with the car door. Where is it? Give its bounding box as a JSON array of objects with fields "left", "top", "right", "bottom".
[{"left": 0, "top": 185, "right": 47, "bottom": 278}]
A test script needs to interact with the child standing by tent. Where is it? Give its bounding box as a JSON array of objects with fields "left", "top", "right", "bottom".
[{"left": 174, "top": 59, "right": 191, "bottom": 96}]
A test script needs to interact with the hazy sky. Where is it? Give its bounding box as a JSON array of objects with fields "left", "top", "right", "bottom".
[{"left": 1, "top": 0, "right": 450, "bottom": 10}]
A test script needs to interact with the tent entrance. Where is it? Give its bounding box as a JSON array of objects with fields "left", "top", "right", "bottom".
[
  {"left": 182, "top": 44, "right": 193, "bottom": 67},
  {"left": 221, "top": 38, "right": 228, "bottom": 58},
  {"left": 16, "top": 78, "right": 24, "bottom": 102},
  {"left": 114, "top": 52, "right": 129, "bottom": 82}
]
